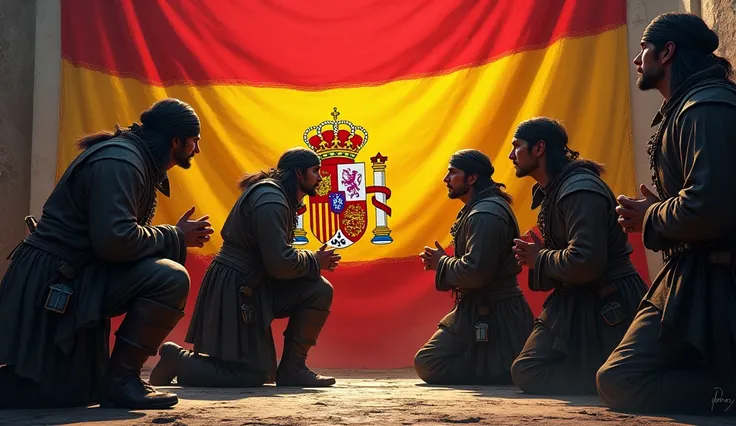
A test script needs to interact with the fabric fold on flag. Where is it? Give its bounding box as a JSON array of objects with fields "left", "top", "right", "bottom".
[{"left": 58, "top": 0, "right": 647, "bottom": 368}]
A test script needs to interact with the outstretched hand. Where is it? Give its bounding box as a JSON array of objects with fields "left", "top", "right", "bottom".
[
  {"left": 419, "top": 240, "right": 446, "bottom": 271},
  {"left": 513, "top": 231, "right": 542, "bottom": 269},
  {"left": 317, "top": 243, "right": 341, "bottom": 272},
  {"left": 176, "top": 206, "right": 215, "bottom": 248},
  {"left": 615, "top": 184, "right": 659, "bottom": 233}
]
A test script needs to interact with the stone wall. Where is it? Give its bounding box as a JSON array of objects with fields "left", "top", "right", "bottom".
[
  {"left": 29, "top": 0, "right": 60, "bottom": 220},
  {"left": 703, "top": 0, "right": 736, "bottom": 65},
  {"left": 0, "top": 1, "right": 35, "bottom": 274},
  {"left": 626, "top": 0, "right": 697, "bottom": 280}
]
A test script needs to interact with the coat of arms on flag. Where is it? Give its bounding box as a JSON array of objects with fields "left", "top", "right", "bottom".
[{"left": 293, "top": 108, "right": 393, "bottom": 249}]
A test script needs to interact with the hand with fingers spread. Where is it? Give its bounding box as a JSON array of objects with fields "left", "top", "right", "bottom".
[
  {"left": 615, "top": 184, "right": 660, "bottom": 234},
  {"left": 419, "top": 240, "right": 446, "bottom": 271},
  {"left": 513, "top": 231, "right": 543, "bottom": 269},
  {"left": 176, "top": 206, "right": 215, "bottom": 248},
  {"left": 316, "top": 243, "right": 341, "bottom": 272}
]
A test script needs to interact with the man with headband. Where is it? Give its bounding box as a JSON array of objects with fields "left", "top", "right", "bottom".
[
  {"left": 508, "top": 117, "right": 647, "bottom": 395},
  {"left": 414, "top": 149, "right": 534, "bottom": 385},
  {"left": 0, "top": 99, "right": 213, "bottom": 409},
  {"left": 597, "top": 13, "right": 736, "bottom": 415},
  {"left": 150, "top": 147, "right": 341, "bottom": 388}
]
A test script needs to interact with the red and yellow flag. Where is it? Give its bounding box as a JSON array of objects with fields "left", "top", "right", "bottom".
[{"left": 59, "top": 0, "right": 648, "bottom": 368}]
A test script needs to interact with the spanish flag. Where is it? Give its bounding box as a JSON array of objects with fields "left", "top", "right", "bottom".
[{"left": 59, "top": 0, "right": 648, "bottom": 368}]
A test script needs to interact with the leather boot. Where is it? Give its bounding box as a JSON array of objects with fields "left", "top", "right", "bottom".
[
  {"left": 150, "top": 341, "right": 267, "bottom": 387},
  {"left": 149, "top": 342, "right": 186, "bottom": 386},
  {"left": 276, "top": 308, "right": 335, "bottom": 387},
  {"left": 99, "top": 298, "right": 184, "bottom": 409}
]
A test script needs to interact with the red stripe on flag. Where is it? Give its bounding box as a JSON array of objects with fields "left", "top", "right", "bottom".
[
  {"left": 320, "top": 203, "right": 327, "bottom": 244},
  {"left": 120, "top": 231, "right": 650, "bottom": 369},
  {"left": 61, "top": 0, "right": 626, "bottom": 88}
]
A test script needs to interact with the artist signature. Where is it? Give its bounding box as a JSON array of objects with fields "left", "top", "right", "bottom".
[{"left": 711, "top": 387, "right": 734, "bottom": 412}]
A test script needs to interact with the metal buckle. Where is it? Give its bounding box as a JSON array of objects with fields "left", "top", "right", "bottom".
[
  {"left": 474, "top": 321, "right": 489, "bottom": 342},
  {"left": 601, "top": 301, "right": 624, "bottom": 327},
  {"left": 240, "top": 304, "right": 257, "bottom": 324},
  {"left": 44, "top": 283, "right": 73, "bottom": 314}
]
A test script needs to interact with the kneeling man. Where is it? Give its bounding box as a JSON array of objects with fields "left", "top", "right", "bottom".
[
  {"left": 151, "top": 147, "right": 340, "bottom": 388},
  {"left": 415, "top": 149, "right": 534, "bottom": 385}
]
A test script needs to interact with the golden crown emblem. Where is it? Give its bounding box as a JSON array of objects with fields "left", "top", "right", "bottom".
[{"left": 302, "top": 107, "right": 368, "bottom": 160}]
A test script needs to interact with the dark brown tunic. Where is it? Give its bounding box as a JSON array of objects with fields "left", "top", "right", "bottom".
[
  {"left": 0, "top": 134, "right": 187, "bottom": 407},
  {"left": 597, "top": 66, "right": 736, "bottom": 415},
  {"left": 510, "top": 161, "right": 648, "bottom": 395},
  {"left": 414, "top": 188, "right": 534, "bottom": 384},
  {"left": 185, "top": 179, "right": 326, "bottom": 383}
]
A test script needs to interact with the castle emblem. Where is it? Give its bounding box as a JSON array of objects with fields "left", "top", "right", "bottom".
[{"left": 293, "top": 107, "right": 393, "bottom": 248}]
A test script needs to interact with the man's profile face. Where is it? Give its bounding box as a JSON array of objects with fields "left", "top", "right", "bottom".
[
  {"left": 508, "top": 138, "right": 540, "bottom": 178},
  {"left": 172, "top": 135, "right": 201, "bottom": 169},
  {"left": 299, "top": 165, "right": 322, "bottom": 197},
  {"left": 634, "top": 41, "right": 666, "bottom": 91},
  {"left": 443, "top": 166, "right": 471, "bottom": 199}
]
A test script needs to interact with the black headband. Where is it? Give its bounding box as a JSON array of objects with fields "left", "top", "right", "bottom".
[
  {"left": 642, "top": 13, "right": 719, "bottom": 54},
  {"left": 277, "top": 148, "right": 320, "bottom": 170},
  {"left": 449, "top": 150, "right": 493, "bottom": 177}
]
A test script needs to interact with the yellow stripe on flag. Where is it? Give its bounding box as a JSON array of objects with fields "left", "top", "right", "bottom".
[{"left": 58, "top": 27, "right": 634, "bottom": 262}]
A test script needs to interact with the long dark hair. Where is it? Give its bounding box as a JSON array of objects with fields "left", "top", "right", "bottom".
[
  {"left": 449, "top": 149, "right": 513, "bottom": 204},
  {"left": 514, "top": 117, "right": 604, "bottom": 180},
  {"left": 474, "top": 176, "right": 513, "bottom": 204},
  {"left": 76, "top": 98, "right": 200, "bottom": 170},
  {"left": 644, "top": 13, "right": 734, "bottom": 93},
  {"left": 238, "top": 167, "right": 301, "bottom": 201},
  {"left": 238, "top": 147, "right": 320, "bottom": 202}
]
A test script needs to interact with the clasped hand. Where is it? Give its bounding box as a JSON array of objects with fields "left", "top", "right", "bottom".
[
  {"left": 176, "top": 206, "right": 215, "bottom": 248},
  {"left": 512, "top": 231, "right": 542, "bottom": 269},
  {"left": 615, "top": 184, "right": 659, "bottom": 233},
  {"left": 419, "top": 241, "right": 446, "bottom": 271},
  {"left": 316, "top": 243, "right": 341, "bottom": 272}
]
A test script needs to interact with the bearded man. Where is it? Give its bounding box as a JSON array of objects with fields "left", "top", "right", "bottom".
[
  {"left": 509, "top": 117, "right": 648, "bottom": 395},
  {"left": 0, "top": 98, "right": 213, "bottom": 409},
  {"left": 597, "top": 13, "right": 736, "bottom": 415},
  {"left": 150, "top": 147, "right": 341, "bottom": 388},
  {"left": 414, "top": 149, "right": 534, "bottom": 385}
]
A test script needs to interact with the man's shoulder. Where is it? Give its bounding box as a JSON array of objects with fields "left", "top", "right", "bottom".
[
  {"left": 557, "top": 169, "right": 612, "bottom": 203},
  {"left": 468, "top": 196, "right": 513, "bottom": 223},
  {"left": 244, "top": 179, "right": 289, "bottom": 209},
  {"left": 680, "top": 81, "right": 736, "bottom": 114},
  {"left": 82, "top": 138, "right": 146, "bottom": 170}
]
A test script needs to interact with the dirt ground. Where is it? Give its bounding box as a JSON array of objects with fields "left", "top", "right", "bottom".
[{"left": 2, "top": 368, "right": 735, "bottom": 426}]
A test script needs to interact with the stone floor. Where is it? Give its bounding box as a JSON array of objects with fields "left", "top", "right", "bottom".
[{"left": 1, "top": 368, "right": 734, "bottom": 425}]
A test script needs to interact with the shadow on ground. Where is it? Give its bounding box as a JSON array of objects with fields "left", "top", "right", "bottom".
[{"left": 1, "top": 369, "right": 734, "bottom": 426}]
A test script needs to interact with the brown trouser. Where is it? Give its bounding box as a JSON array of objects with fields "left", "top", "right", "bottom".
[
  {"left": 414, "top": 326, "right": 483, "bottom": 385},
  {"left": 414, "top": 294, "right": 533, "bottom": 386},
  {"left": 510, "top": 320, "right": 601, "bottom": 395},
  {"left": 597, "top": 303, "right": 736, "bottom": 415}
]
